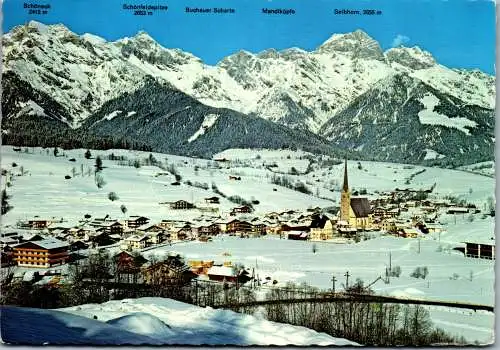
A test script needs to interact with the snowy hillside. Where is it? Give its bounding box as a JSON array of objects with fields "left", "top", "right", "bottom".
[
  {"left": 0, "top": 146, "right": 494, "bottom": 227},
  {"left": 1, "top": 298, "right": 357, "bottom": 345},
  {"left": 320, "top": 73, "right": 494, "bottom": 165},
  {"left": 140, "top": 232, "right": 494, "bottom": 344}
]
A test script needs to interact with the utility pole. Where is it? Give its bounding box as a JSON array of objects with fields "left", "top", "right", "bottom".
[
  {"left": 252, "top": 267, "right": 255, "bottom": 289},
  {"left": 344, "top": 271, "right": 350, "bottom": 289},
  {"left": 331, "top": 275, "right": 337, "bottom": 293},
  {"left": 389, "top": 252, "right": 392, "bottom": 273}
]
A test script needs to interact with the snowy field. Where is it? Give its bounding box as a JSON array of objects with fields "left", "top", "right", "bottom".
[
  {"left": 0, "top": 146, "right": 495, "bottom": 344},
  {"left": 143, "top": 234, "right": 495, "bottom": 344},
  {"left": 0, "top": 146, "right": 495, "bottom": 227},
  {"left": 1, "top": 297, "right": 357, "bottom": 346}
]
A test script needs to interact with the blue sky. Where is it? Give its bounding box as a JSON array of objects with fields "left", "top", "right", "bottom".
[{"left": 3, "top": 0, "right": 496, "bottom": 74}]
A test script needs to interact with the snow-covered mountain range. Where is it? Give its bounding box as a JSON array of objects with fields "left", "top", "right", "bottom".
[{"left": 2, "top": 21, "right": 495, "bottom": 165}]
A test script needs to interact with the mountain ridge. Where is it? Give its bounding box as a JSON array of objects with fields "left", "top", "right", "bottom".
[{"left": 1, "top": 21, "right": 495, "bottom": 166}]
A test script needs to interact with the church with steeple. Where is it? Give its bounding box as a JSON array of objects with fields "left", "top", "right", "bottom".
[{"left": 339, "top": 158, "right": 373, "bottom": 231}]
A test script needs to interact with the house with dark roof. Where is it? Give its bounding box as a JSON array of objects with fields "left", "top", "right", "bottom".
[
  {"left": 170, "top": 200, "right": 195, "bottom": 210},
  {"left": 125, "top": 216, "right": 150, "bottom": 229},
  {"left": 204, "top": 196, "right": 220, "bottom": 204},
  {"left": 310, "top": 214, "right": 334, "bottom": 240}
]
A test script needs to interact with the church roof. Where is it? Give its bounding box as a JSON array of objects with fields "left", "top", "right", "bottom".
[{"left": 351, "top": 197, "right": 372, "bottom": 217}]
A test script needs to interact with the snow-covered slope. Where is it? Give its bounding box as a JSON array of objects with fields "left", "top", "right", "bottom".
[
  {"left": 321, "top": 73, "right": 494, "bottom": 165},
  {"left": 1, "top": 298, "right": 358, "bottom": 345}
]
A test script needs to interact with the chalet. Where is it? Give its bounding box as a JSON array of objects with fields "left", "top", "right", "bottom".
[
  {"left": 226, "top": 219, "right": 253, "bottom": 234},
  {"left": 197, "top": 223, "right": 220, "bottom": 236},
  {"left": 265, "top": 222, "right": 282, "bottom": 235},
  {"left": 146, "top": 232, "right": 163, "bottom": 245},
  {"left": 425, "top": 224, "right": 444, "bottom": 233},
  {"left": 306, "top": 207, "right": 322, "bottom": 213},
  {"left": 188, "top": 260, "right": 214, "bottom": 275},
  {"left": 206, "top": 265, "right": 239, "bottom": 283},
  {"left": 380, "top": 218, "right": 397, "bottom": 233},
  {"left": 115, "top": 251, "right": 148, "bottom": 272},
  {"left": 21, "top": 233, "right": 45, "bottom": 243},
  {"left": 1, "top": 236, "right": 19, "bottom": 249},
  {"left": 159, "top": 219, "right": 189, "bottom": 230},
  {"left": 310, "top": 214, "right": 334, "bottom": 241},
  {"left": 136, "top": 223, "right": 164, "bottom": 233},
  {"left": 89, "top": 217, "right": 115, "bottom": 228},
  {"left": 69, "top": 240, "right": 89, "bottom": 251},
  {"left": 214, "top": 157, "right": 229, "bottom": 162},
  {"left": 287, "top": 231, "right": 309, "bottom": 240},
  {"left": 170, "top": 200, "right": 195, "bottom": 210},
  {"left": 280, "top": 222, "right": 310, "bottom": 233},
  {"left": 336, "top": 220, "right": 357, "bottom": 236},
  {"left": 463, "top": 239, "right": 495, "bottom": 260},
  {"left": 55, "top": 233, "right": 73, "bottom": 242},
  {"left": 88, "top": 231, "right": 118, "bottom": 247},
  {"left": 96, "top": 221, "right": 124, "bottom": 235},
  {"left": 372, "top": 207, "right": 389, "bottom": 218},
  {"left": 228, "top": 175, "right": 241, "bottom": 180},
  {"left": 31, "top": 219, "right": 56, "bottom": 229},
  {"left": 125, "top": 235, "right": 149, "bottom": 250},
  {"left": 170, "top": 225, "right": 193, "bottom": 241},
  {"left": 420, "top": 206, "right": 437, "bottom": 214},
  {"left": 400, "top": 228, "right": 420, "bottom": 238},
  {"left": 114, "top": 251, "right": 148, "bottom": 283},
  {"left": 204, "top": 196, "right": 220, "bottom": 204},
  {"left": 280, "top": 210, "right": 298, "bottom": 216},
  {"left": 216, "top": 219, "right": 232, "bottom": 233},
  {"left": 1, "top": 246, "right": 15, "bottom": 267},
  {"left": 142, "top": 255, "right": 195, "bottom": 285},
  {"left": 13, "top": 238, "right": 69, "bottom": 268},
  {"left": 68, "top": 227, "right": 92, "bottom": 240},
  {"left": 264, "top": 212, "right": 280, "bottom": 220},
  {"left": 447, "top": 207, "right": 469, "bottom": 215},
  {"left": 125, "top": 216, "right": 150, "bottom": 229},
  {"left": 251, "top": 222, "right": 266, "bottom": 237},
  {"left": 231, "top": 205, "right": 253, "bottom": 214}
]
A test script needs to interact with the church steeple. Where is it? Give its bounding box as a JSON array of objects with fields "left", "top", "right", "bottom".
[
  {"left": 340, "top": 157, "right": 351, "bottom": 223},
  {"left": 342, "top": 157, "right": 349, "bottom": 192}
]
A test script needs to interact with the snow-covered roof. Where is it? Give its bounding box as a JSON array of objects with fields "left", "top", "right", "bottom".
[
  {"left": 462, "top": 237, "right": 495, "bottom": 246},
  {"left": 136, "top": 223, "right": 161, "bottom": 231},
  {"left": 0, "top": 237, "right": 18, "bottom": 243},
  {"left": 14, "top": 238, "right": 68, "bottom": 250},
  {"left": 126, "top": 235, "right": 148, "bottom": 242},
  {"left": 207, "top": 265, "right": 236, "bottom": 277}
]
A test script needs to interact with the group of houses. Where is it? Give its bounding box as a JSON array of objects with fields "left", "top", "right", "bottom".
[{"left": 2, "top": 159, "right": 494, "bottom": 270}]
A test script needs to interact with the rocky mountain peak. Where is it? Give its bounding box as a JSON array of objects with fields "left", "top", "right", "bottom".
[
  {"left": 257, "top": 48, "right": 280, "bottom": 59},
  {"left": 385, "top": 46, "right": 436, "bottom": 70}
]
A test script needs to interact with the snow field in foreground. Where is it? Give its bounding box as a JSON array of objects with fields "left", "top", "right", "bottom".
[{"left": 1, "top": 298, "right": 358, "bottom": 346}]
